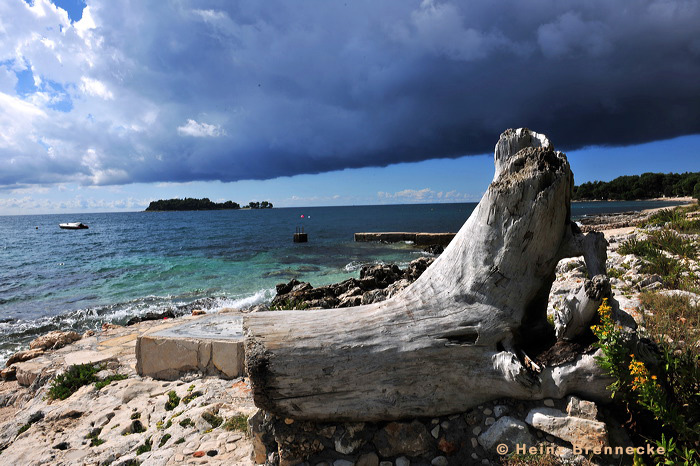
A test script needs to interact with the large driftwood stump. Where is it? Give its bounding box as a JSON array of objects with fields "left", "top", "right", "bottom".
[{"left": 244, "top": 129, "right": 612, "bottom": 422}]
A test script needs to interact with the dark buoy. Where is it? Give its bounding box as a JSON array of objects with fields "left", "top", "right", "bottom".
[{"left": 293, "top": 226, "right": 308, "bottom": 243}]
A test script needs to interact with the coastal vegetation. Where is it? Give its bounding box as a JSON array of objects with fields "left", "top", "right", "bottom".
[
  {"left": 573, "top": 171, "right": 700, "bottom": 201},
  {"left": 592, "top": 298, "right": 700, "bottom": 465},
  {"left": 145, "top": 197, "right": 273, "bottom": 211},
  {"left": 47, "top": 363, "right": 128, "bottom": 400}
]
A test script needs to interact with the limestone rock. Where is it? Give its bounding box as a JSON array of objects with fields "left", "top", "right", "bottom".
[
  {"left": 0, "top": 366, "right": 16, "bottom": 381},
  {"left": 334, "top": 422, "right": 366, "bottom": 455},
  {"left": 373, "top": 420, "right": 432, "bottom": 457},
  {"left": 29, "top": 330, "right": 81, "bottom": 351},
  {"left": 566, "top": 396, "right": 598, "bottom": 420},
  {"left": 525, "top": 407, "right": 608, "bottom": 450},
  {"left": 15, "top": 358, "right": 52, "bottom": 387},
  {"left": 478, "top": 416, "right": 535, "bottom": 453},
  {"left": 6, "top": 348, "right": 45, "bottom": 366}
]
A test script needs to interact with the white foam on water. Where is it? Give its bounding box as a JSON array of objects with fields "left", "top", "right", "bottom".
[
  {"left": 344, "top": 260, "right": 385, "bottom": 272},
  {"left": 208, "top": 288, "right": 275, "bottom": 311}
]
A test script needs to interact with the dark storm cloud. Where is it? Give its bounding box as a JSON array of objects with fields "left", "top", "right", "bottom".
[{"left": 1, "top": 0, "right": 699, "bottom": 186}]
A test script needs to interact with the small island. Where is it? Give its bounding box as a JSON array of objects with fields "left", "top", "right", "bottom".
[
  {"left": 573, "top": 171, "right": 700, "bottom": 201},
  {"left": 145, "top": 198, "right": 273, "bottom": 211}
]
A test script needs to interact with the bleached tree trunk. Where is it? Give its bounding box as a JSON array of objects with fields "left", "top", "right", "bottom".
[{"left": 244, "top": 129, "right": 610, "bottom": 422}]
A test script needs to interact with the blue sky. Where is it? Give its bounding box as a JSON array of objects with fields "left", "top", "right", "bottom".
[{"left": 0, "top": 0, "right": 699, "bottom": 215}]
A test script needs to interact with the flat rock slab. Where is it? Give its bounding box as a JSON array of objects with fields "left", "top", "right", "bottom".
[
  {"left": 136, "top": 314, "right": 245, "bottom": 380},
  {"left": 64, "top": 350, "right": 118, "bottom": 367}
]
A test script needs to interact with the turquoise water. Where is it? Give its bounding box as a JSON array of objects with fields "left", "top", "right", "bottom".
[{"left": 0, "top": 200, "right": 685, "bottom": 362}]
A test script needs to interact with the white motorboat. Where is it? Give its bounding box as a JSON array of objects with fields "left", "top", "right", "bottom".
[{"left": 59, "top": 222, "right": 89, "bottom": 229}]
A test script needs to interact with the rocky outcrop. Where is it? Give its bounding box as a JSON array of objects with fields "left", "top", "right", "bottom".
[
  {"left": 525, "top": 406, "right": 609, "bottom": 451},
  {"left": 29, "top": 330, "right": 82, "bottom": 351},
  {"left": 0, "top": 318, "right": 256, "bottom": 465},
  {"left": 270, "top": 257, "right": 434, "bottom": 310}
]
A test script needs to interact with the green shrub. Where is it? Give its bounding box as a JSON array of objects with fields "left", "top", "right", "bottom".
[
  {"left": 17, "top": 423, "right": 31, "bottom": 436},
  {"left": 136, "top": 436, "right": 152, "bottom": 455},
  {"left": 86, "top": 428, "right": 105, "bottom": 447},
  {"left": 48, "top": 364, "right": 100, "bottom": 400},
  {"left": 175, "top": 437, "right": 185, "bottom": 445},
  {"left": 178, "top": 418, "right": 193, "bottom": 428},
  {"left": 181, "top": 391, "right": 203, "bottom": 404},
  {"left": 95, "top": 374, "right": 128, "bottom": 390},
  {"left": 618, "top": 238, "right": 657, "bottom": 257},
  {"left": 202, "top": 412, "right": 223, "bottom": 429},
  {"left": 223, "top": 414, "right": 249, "bottom": 432},
  {"left": 647, "top": 230, "right": 697, "bottom": 258},
  {"left": 158, "top": 433, "right": 171, "bottom": 448},
  {"left": 164, "top": 390, "right": 180, "bottom": 411}
]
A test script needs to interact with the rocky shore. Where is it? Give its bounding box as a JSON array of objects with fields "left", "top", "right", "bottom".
[{"left": 1, "top": 203, "right": 698, "bottom": 466}]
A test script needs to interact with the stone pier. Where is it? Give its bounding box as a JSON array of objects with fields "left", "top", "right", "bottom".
[{"left": 354, "top": 232, "right": 456, "bottom": 246}]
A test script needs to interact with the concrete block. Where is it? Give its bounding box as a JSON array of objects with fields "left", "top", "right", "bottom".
[{"left": 136, "top": 314, "right": 245, "bottom": 380}]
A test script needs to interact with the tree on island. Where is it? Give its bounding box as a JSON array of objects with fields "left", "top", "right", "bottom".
[
  {"left": 145, "top": 198, "right": 241, "bottom": 211},
  {"left": 247, "top": 201, "right": 273, "bottom": 209},
  {"left": 573, "top": 171, "right": 700, "bottom": 201}
]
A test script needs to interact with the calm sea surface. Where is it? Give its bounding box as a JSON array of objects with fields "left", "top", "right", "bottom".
[{"left": 0, "top": 200, "right": 685, "bottom": 362}]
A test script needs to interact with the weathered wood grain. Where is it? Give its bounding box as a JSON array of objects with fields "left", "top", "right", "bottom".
[{"left": 244, "top": 128, "right": 611, "bottom": 421}]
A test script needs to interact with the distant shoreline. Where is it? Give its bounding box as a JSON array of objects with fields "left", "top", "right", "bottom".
[{"left": 572, "top": 196, "right": 695, "bottom": 203}]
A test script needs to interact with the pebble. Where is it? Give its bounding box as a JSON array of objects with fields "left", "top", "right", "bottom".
[
  {"left": 481, "top": 460, "right": 490, "bottom": 465},
  {"left": 183, "top": 448, "right": 194, "bottom": 455},
  {"left": 546, "top": 435, "right": 555, "bottom": 442},
  {"left": 484, "top": 417, "right": 495, "bottom": 426},
  {"left": 206, "top": 450, "right": 218, "bottom": 457},
  {"left": 471, "top": 453, "right": 479, "bottom": 460},
  {"left": 440, "top": 421, "right": 449, "bottom": 430},
  {"left": 334, "top": 460, "right": 354, "bottom": 466},
  {"left": 431, "top": 456, "right": 448, "bottom": 466},
  {"left": 186, "top": 441, "right": 197, "bottom": 449},
  {"left": 396, "top": 456, "right": 410, "bottom": 466},
  {"left": 175, "top": 454, "right": 184, "bottom": 462},
  {"left": 543, "top": 399, "right": 555, "bottom": 407},
  {"left": 493, "top": 405, "right": 508, "bottom": 418},
  {"left": 472, "top": 426, "right": 481, "bottom": 435},
  {"left": 379, "top": 462, "right": 393, "bottom": 466},
  {"left": 483, "top": 408, "right": 492, "bottom": 416},
  {"left": 431, "top": 425, "right": 440, "bottom": 439},
  {"left": 471, "top": 437, "right": 478, "bottom": 448},
  {"left": 193, "top": 450, "right": 206, "bottom": 457},
  {"left": 357, "top": 452, "right": 379, "bottom": 466},
  {"left": 200, "top": 441, "right": 218, "bottom": 451}
]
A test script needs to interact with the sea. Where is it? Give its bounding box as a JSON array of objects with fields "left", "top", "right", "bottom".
[{"left": 0, "top": 200, "right": 686, "bottom": 363}]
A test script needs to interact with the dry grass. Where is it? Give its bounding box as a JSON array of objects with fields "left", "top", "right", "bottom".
[{"left": 640, "top": 292, "right": 700, "bottom": 356}]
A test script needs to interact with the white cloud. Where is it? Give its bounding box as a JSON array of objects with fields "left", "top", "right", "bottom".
[
  {"left": 378, "top": 187, "right": 472, "bottom": 203},
  {"left": 80, "top": 76, "right": 114, "bottom": 100},
  {"left": 177, "top": 119, "right": 225, "bottom": 137}
]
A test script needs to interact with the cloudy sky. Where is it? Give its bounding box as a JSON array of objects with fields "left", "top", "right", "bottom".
[{"left": 1, "top": 0, "right": 699, "bottom": 215}]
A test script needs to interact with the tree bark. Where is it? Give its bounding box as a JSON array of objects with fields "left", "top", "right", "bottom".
[{"left": 244, "top": 128, "right": 610, "bottom": 422}]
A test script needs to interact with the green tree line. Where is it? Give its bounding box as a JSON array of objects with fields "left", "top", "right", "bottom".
[
  {"left": 573, "top": 172, "right": 700, "bottom": 201},
  {"left": 145, "top": 198, "right": 273, "bottom": 211}
]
